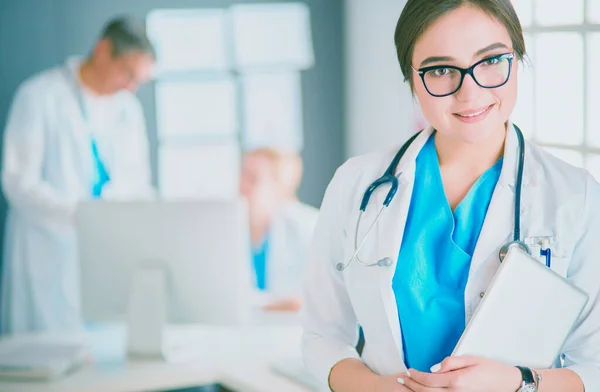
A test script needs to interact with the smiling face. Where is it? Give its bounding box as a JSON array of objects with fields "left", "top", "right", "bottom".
[
  {"left": 411, "top": 4, "right": 519, "bottom": 144},
  {"left": 239, "top": 153, "right": 281, "bottom": 214}
]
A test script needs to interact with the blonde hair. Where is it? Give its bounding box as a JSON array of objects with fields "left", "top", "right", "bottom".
[{"left": 245, "top": 148, "right": 303, "bottom": 198}]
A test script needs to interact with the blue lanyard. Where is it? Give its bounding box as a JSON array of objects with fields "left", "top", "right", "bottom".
[
  {"left": 90, "top": 137, "right": 110, "bottom": 198},
  {"left": 70, "top": 69, "right": 111, "bottom": 197}
]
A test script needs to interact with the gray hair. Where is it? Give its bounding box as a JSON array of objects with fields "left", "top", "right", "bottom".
[{"left": 100, "top": 16, "right": 156, "bottom": 59}]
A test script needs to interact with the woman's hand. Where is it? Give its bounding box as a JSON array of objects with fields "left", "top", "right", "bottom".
[
  {"left": 398, "top": 356, "right": 522, "bottom": 391},
  {"left": 374, "top": 374, "right": 415, "bottom": 392},
  {"left": 262, "top": 297, "right": 302, "bottom": 312}
]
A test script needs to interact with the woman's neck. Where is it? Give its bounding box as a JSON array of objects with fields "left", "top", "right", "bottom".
[
  {"left": 79, "top": 59, "right": 104, "bottom": 95},
  {"left": 248, "top": 196, "right": 296, "bottom": 246},
  {"left": 434, "top": 123, "right": 507, "bottom": 174},
  {"left": 249, "top": 206, "right": 277, "bottom": 246},
  {"left": 434, "top": 123, "right": 508, "bottom": 211},
  {"left": 250, "top": 220, "right": 269, "bottom": 247}
]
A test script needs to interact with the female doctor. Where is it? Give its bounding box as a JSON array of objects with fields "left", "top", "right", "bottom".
[
  {"left": 301, "top": 1, "right": 600, "bottom": 391},
  {"left": 240, "top": 148, "right": 319, "bottom": 312}
]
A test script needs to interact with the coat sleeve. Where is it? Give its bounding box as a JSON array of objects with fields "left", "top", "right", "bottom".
[
  {"left": 301, "top": 164, "right": 361, "bottom": 387},
  {"left": 560, "top": 173, "right": 600, "bottom": 390},
  {"left": 2, "top": 81, "right": 76, "bottom": 230}
]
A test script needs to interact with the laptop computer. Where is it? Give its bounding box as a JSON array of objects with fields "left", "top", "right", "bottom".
[
  {"left": 0, "top": 341, "right": 88, "bottom": 380},
  {"left": 452, "top": 247, "right": 589, "bottom": 368}
]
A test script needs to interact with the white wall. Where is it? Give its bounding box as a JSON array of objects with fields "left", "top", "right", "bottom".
[{"left": 344, "top": 0, "right": 414, "bottom": 158}]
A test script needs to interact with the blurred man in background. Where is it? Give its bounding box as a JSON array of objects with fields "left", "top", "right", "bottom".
[
  {"left": 1, "top": 16, "right": 155, "bottom": 334},
  {"left": 240, "top": 148, "right": 319, "bottom": 312}
]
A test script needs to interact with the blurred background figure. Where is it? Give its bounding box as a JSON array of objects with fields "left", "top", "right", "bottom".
[
  {"left": 1, "top": 16, "right": 155, "bottom": 334},
  {"left": 239, "top": 148, "right": 319, "bottom": 312}
]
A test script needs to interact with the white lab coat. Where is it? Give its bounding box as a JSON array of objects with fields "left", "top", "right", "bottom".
[
  {"left": 254, "top": 201, "right": 319, "bottom": 302},
  {"left": 1, "top": 58, "right": 153, "bottom": 334},
  {"left": 301, "top": 125, "right": 600, "bottom": 390}
]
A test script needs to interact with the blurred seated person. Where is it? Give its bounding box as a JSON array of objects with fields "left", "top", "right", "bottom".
[{"left": 239, "top": 148, "right": 319, "bottom": 312}]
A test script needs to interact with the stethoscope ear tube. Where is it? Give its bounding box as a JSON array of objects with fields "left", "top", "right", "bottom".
[
  {"left": 342, "top": 125, "right": 534, "bottom": 272},
  {"left": 513, "top": 125, "right": 526, "bottom": 244}
]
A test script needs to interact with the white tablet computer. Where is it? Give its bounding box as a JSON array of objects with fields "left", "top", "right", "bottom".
[{"left": 452, "top": 247, "right": 588, "bottom": 368}]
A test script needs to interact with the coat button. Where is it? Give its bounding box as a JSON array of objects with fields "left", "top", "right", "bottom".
[{"left": 479, "top": 292, "right": 485, "bottom": 298}]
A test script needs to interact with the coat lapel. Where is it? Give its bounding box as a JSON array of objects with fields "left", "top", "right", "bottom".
[
  {"left": 368, "top": 129, "right": 433, "bottom": 364},
  {"left": 62, "top": 58, "right": 96, "bottom": 184},
  {"left": 468, "top": 124, "right": 535, "bottom": 290}
]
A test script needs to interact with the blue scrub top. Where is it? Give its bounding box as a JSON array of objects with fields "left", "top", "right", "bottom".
[
  {"left": 252, "top": 237, "right": 270, "bottom": 291},
  {"left": 90, "top": 137, "right": 110, "bottom": 198},
  {"left": 392, "top": 134, "right": 503, "bottom": 372}
]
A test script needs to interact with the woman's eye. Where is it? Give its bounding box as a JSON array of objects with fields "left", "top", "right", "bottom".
[
  {"left": 431, "top": 68, "right": 451, "bottom": 77},
  {"left": 484, "top": 57, "right": 501, "bottom": 66}
]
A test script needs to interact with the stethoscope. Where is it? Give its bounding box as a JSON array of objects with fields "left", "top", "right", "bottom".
[{"left": 336, "top": 125, "right": 552, "bottom": 272}]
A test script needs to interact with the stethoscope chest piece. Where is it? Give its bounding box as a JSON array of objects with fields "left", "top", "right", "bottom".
[
  {"left": 336, "top": 256, "right": 393, "bottom": 272},
  {"left": 498, "top": 240, "right": 530, "bottom": 262}
]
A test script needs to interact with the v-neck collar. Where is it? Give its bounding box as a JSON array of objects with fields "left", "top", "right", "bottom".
[{"left": 422, "top": 134, "right": 503, "bottom": 216}]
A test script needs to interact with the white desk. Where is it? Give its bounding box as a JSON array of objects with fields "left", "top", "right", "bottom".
[{"left": 0, "top": 324, "right": 321, "bottom": 392}]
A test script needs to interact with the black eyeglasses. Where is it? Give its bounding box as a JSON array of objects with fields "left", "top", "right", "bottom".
[{"left": 413, "top": 52, "right": 515, "bottom": 97}]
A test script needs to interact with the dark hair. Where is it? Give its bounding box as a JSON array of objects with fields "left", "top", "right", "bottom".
[
  {"left": 394, "top": 0, "right": 526, "bottom": 89},
  {"left": 100, "top": 16, "right": 156, "bottom": 59}
]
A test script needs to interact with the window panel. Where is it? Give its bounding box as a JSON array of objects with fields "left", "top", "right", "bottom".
[
  {"left": 535, "top": 33, "right": 584, "bottom": 146},
  {"left": 513, "top": 0, "right": 533, "bottom": 27},
  {"left": 241, "top": 72, "right": 303, "bottom": 151},
  {"left": 147, "top": 9, "right": 230, "bottom": 73},
  {"left": 512, "top": 34, "right": 535, "bottom": 138},
  {"left": 589, "top": 0, "right": 600, "bottom": 23},
  {"left": 231, "top": 3, "right": 314, "bottom": 70},
  {"left": 543, "top": 147, "right": 584, "bottom": 167},
  {"left": 534, "top": 0, "right": 584, "bottom": 25},
  {"left": 512, "top": 64, "right": 535, "bottom": 137},
  {"left": 159, "top": 143, "right": 240, "bottom": 199},
  {"left": 149, "top": 6, "right": 314, "bottom": 197},
  {"left": 586, "top": 154, "right": 600, "bottom": 182},
  {"left": 155, "top": 79, "right": 237, "bottom": 138},
  {"left": 523, "top": 32, "right": 535, "bottom": 60},
  {"left": 588, "top": 33, "right": 600, "bottom": 147}
]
